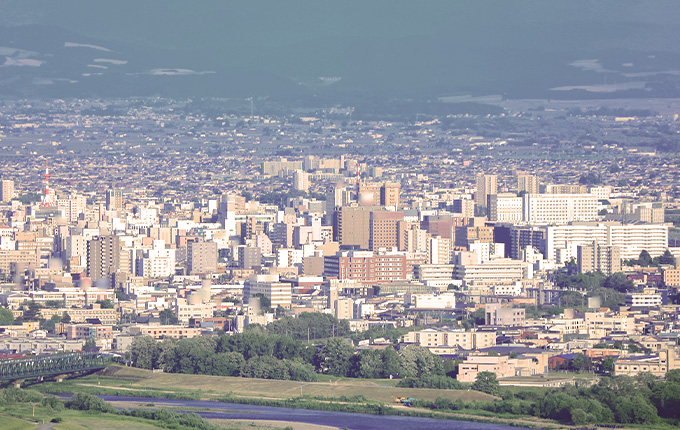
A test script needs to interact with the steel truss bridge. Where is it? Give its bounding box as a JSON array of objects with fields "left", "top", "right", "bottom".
[{"left": 0, "top": 352, "right": 106, "bottom": 381}]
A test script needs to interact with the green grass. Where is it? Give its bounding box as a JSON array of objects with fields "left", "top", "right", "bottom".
[
  {"left": 0, "top": 415, "right": 36, "bottom": 430},
  {"left": 54, "top": 415, "right": 164, "bottom": 430},
  {"left": 48, "top": 366, "right": 497, "bottom": 404}
]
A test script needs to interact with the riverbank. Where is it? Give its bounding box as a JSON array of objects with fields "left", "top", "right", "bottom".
[{"left": 27, "top": 366, "right": 570, "bottom": 429}]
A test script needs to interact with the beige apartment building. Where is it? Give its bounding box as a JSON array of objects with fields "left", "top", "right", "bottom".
[
  {"left": 584, "top": 312, "right": 636, "bottom": 336},
  {"left": 402, "top": 328, "right": 496, "bottom": 350},
  {"left": 40, "top": 305, "right": 118, "bottom": 326},
  {"left": 615, "top": 349, "right": 678, "bottom": 377},
  {"left": 577, "top": 242, "right": 621, "bottom": 275},
  {"left": 126, "top": 325, "right": 202, "bottom": 339},
  {"left": 457, "top": 352, "right": 550, "bottom": 382}
]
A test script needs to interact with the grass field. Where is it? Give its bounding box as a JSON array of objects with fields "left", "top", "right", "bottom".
[
  {"left": 82, "top": 366, "right": 497, "bottom": 404},
  {"left": 0, "top": 414, "right": 37, "bottom": 430}
]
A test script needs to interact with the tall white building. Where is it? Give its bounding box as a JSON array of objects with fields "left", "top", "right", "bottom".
[
  {"left": 545, "top": 224, "right": 609, "bottom": 261},
  {"left": 608, "top": 224, "right": 668, "bottom": 260},
  {"left": 57, "top": 194, "right": 87, "bottom": 222},
  {"left": 523, "top": 194, "right": 598, "bottom": 225},
  {"left": 293, "top": 170, "right": 310, "bottom": 192},
  {"left": 545, "top": 223, "right": 668, "bottom": 262},
  {"left": 427, "top": 236, "right": 452, "bottom": 264},
  {"left": 487, "top": 194, "right": 523, "bottom": 222},
  {"left": 137, "top": 240, "right": 175, "bottom": 278}
]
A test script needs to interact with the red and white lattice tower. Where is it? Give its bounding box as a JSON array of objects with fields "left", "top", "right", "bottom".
[{"left": 40, "top": 161, "right": 57, "bottom": 207}]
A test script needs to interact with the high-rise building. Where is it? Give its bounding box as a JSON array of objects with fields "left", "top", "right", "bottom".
[
  {"left": 57, "top": 194, "right": 87, "bottom": 222},
  {"left": 427, "top": 236, "right": 452, "bottom": 264},
  {"left": 577, "top": 242, "right": 621, "bottom": 275},
  {"left": 106, "top": 189, "right": 123, "bottom": 211},
  {"left": 509, "top": 226, "right": 546, "bottom": 260},
  {"left": 475, "top": 174, "right": 497, "bottom": 210},
  {"left": 357, "top": 181, "right": 400, "bottom": 207},
  {"left": 87, "top": 235, "right": 122, "bottom": 285},
  {"left": 323, "top": 250, "right": 407, "bottom": 283},
  {"left": 523, "top": 194, "right": 598, "bottom": 225},
  {"left": 487, "top": 194, "right": 523, "bottom": 222},
  {"left": 369, "top": 210, "right": 405, "bottom": 251},
  {"left": 545, "top": 223, "right": 668, "bottom": 262},
  {"left": 334, "top": 206, "right": 371, "bottom": 250},
  {"left": 293, "top": 170, "right": 310, "bottom": 192},
  {"left": 357, "top": 182, "right": 381, "bottom": 206},
  {"left": 454, "top": 225, "right": 493, "bottom": 248},
  {"left": 517, "top": 174, "right": 539, "bottom": 195},
  {"left": 0, "top": 180, "right": 14, "bottom": 203},
  {"left": 452, "top": 199, "right": 474, "bottom": 218},
  {"left": 380, "top": 182, "right": 400, "bottom": 207},
  {"left": 187, "top": 241, "right": 218, "bottom": 274},
  {"left": 326, "top": 185, "right": 352, "bottom": 209}
]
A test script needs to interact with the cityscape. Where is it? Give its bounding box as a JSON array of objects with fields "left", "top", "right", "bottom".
[{"left": 0, "top": 1, "right": 679, "bottom": 430}]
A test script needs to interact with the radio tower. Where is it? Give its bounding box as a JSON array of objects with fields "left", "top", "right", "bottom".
[{"left": 40, "top": 161, "right": 56, "bottom": 207}]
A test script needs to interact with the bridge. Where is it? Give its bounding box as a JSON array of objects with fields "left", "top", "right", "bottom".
[{"left": 0, "top": 352, "right": 107, "bottom": 382}]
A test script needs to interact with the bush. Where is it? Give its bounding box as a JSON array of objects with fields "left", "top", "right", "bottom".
[
  {"left": 396, "top": 375, "right": 467, "bottom": 390},
  {"left": 66, "top": 393, "right": 115, "bottom": 413},
  {"left": 40, "top": 395, "right": 65, "bottom": 412},
  {"left": 0, "top": 387, "right": 44, "bottom": 405}
]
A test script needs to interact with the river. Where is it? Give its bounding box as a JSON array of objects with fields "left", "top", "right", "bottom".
[{"left": 88, "top": 395, "right": 532, "bottom": 430}]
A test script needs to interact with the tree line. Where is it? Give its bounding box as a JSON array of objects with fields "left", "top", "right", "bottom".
[{"left": 128, "top": 330, "right": 447, "bottom": 382}]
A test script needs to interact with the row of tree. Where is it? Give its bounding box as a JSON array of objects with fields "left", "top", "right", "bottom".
[
  {"left": 128, "top": 331, "right": 447, "bottom": 382},
  {"left": 535, "top": 371, "right": 680, "bottom": 425},
  {"left": 624, "top": 249, "right": 675, "bottom": 267}
]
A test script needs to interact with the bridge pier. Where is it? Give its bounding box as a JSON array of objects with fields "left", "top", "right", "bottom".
[{"left": 12, "top": 379, "right": 23, "bottom": 388}]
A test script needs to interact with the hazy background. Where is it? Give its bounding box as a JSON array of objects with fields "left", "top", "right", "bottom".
[{"left": 1, "top": 0, "right": 679, "bottom": 101}]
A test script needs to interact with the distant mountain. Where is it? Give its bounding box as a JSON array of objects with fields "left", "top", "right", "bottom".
[{"left": 0, "top": 1, "right": 679, "bottom": 102}]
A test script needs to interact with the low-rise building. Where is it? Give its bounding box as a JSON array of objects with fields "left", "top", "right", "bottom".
[
  {"left": 614, "top": 349, "right": 678, "bottom": 377},
  {"left": 401, "top": 328, "right": 496, "bottom": 350}
]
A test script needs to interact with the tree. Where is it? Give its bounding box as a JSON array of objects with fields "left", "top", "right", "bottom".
[
  {"left": 569, "top": 353, "right": 592, "bottom": 372},
  {"left": 44, "top": 300, "right": 63, "bottom": 308},
  {"left": 159, "top": 308, "right": 178, "bottom": 325},
  {"left": 0, "top": 308, "right": 14, "bottom": 325},
  {"left": 658, "top": 249, "right": 675, "bottom": 266},
  {"left": 471, "top": 371, "right": 501, "bottom": 396},
  {"left": 61, "top": 312, "right": 71, "bottom": 323},
  {"left": 398, "top": 345, "right": 443, "bottom": 378},
  {"left": 601, "top": 356, "right": 615, "bottom": 375},
  {"left": 96, "top": 299, "right": 114, "bottom": 309},
  {"left": 129, "top": 336, "right": 160, "bottom": 369},
  {"left": 356, "top": 350, "right": 384, "bottom": 379},
  {"left": 314, "top": 338, "right": 355, "bottom": 376},
  {"left": 253, "top": 293, "right": 271, "bottom": 312},
  {"left": 39, "top": 314, "right": 62, "bottom": 332},
  {"left": 638, "top": 250, "right": 652, "bottom": 267},
  {"left": 602, "top": 272, "right": 635, "bottom": 293},
  {"left": 23, "top": 301, "right": 42, "bottom": 321},
  {"left": 209, "top": 352, "right": 245, "bottom": 376}
]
